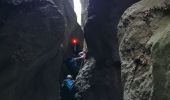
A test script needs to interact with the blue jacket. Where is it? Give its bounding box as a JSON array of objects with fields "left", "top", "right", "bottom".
[{"left": 63, "top": 79, "right": 74, "bottom": 91}]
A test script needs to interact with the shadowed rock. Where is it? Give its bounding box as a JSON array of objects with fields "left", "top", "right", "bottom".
[
  {"left": 0, "top": 0, "right": 83, "bottom": 100},
  {"left": 75, "top": 0, "right": 139, "bottom": 100}
]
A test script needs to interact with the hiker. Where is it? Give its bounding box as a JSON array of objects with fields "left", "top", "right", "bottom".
[
  {"left": 65, "top": 50, "right": 87, "bottom": 78},
  {"left": 61, "top": 75, "right": 76, "bottom": 100},
  {"left": 65, "top": 38, "right": 87, "bottom": 78},
  {"left": 71, "top": 38, "right": 82, "bottom": 55}
]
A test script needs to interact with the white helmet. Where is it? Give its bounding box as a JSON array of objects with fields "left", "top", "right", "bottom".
[{"left": 67, "top": 75, "right": 73, "bottom": 79}]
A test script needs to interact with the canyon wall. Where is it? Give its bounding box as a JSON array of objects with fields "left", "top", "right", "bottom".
[
  {"left": 118, "top": 0, "right": 170, "bottom": 100},
  {"left": 80, "top": 0, "right": 89, "bottom": 28},
  {"left": 76, "top": 0, "right": 139, "bottom": 100},
  {"left": 0, "top": 0, "right": 83, "bottom": 100}
]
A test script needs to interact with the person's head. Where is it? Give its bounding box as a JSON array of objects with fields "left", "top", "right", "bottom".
[
  {"left": 71, "top": 38, "right": 82, "bottom": 55},
  {"left": 67, "top": 75, "right": 73, "bottom": 79}
]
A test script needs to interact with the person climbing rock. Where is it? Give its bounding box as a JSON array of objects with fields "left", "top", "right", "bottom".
[
  {"left": 71, "top": 38, "right": 82, "bottom": 55},
  {"left": 65, "top": 50, "right": 87, "bottom": 78},
  {"left": 65, "top": 38, "right": 87, "bottom": 78},
  {"left": 61, "top": 75, "right": 76, "bottom": 100}
]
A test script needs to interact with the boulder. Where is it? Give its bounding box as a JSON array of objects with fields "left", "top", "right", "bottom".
[{"left": 118, "top": 0, "right": 170, "bottom": 100}]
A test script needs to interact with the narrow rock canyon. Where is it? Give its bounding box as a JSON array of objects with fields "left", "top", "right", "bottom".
[{"left": 0, "top": 0, "right": 170, "bottom": 100}]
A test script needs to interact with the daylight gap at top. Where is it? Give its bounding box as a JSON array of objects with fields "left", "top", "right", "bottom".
[{"left": 73, "top": 0, "right": 82, "bottom": 25}]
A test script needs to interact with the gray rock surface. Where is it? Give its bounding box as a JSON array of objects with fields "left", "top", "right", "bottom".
[
  {"left": 75, "top": 0, "right": 139, "bottom": 100},
  {"left": 80, "top": 0, "right": 89, "bottom": 28},
  {"left": 118, "top": 0, "right": 170, "bottom": 100},
  {"left": 0, "top": 0, "right": 83, "bottom": 100}
]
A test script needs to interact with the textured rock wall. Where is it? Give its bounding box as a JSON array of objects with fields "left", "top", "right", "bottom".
[
  {"left": 0, "top": 0, "right": 83, "bottom": 100},
  {"left": 75, "top": 0, "right": 139, "bottom": 100},
  {"left": 62, "top": 0, "right": 84, "bottom": 56},
  {"left": 118, "top": 0, "right": 170, "bottom": 100},
  {"left": 80, "top": 0, "right": 89, "bottom": 28}
]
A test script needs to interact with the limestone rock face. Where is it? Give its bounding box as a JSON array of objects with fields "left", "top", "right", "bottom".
[
  {"left": 0, "top": 0, "right": 83, "bottom": 100},
  {"left": 118, "top": 0, "right": 170, "bottom": 100},
  {"left": 75, "top": 0, "right": 139, "bottom": 100}
]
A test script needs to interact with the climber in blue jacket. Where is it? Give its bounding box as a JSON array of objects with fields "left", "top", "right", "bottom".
[
  {"left": 63, "top": 75, "right": 74, "bottom": 90},
  {"left": 61, "top": 75, "right": 76, "bottom": 100}
]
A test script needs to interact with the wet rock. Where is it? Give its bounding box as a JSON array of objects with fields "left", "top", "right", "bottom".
[
  {"left": 0, "top": 0, "right": 83, "bottom": 100},
  {"left": 118, "top": 0, "right": 170, "bottom": 100}
]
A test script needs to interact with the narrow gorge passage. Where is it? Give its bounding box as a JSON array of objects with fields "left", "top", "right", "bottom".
[
  {"left": 0, "top": 0, "right": 170, "bottom": 100},
  {"left": 61, "top": 0, "right": 140, "bottom": 100}
]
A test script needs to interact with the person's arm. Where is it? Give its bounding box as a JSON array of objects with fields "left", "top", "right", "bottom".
[
  {"left": 73, "top": 51, "right": 86, "bottom": 60},
  {"left": 72, "top": 56, "right": 83, "bottom": 60}
]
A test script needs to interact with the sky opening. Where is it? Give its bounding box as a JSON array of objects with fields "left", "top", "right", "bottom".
[{"left": 73, "top": 0, "right": 82, "bottom": 25}]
